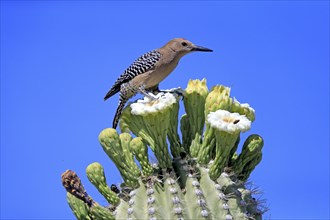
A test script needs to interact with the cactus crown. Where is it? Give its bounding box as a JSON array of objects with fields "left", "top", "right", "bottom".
[{"left": 62, "top": 79, "right": 267, "bottom": 220}]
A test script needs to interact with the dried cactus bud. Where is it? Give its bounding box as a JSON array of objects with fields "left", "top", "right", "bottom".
[{"left": 62, "top": 170, "right": 94, "bottom": 207}]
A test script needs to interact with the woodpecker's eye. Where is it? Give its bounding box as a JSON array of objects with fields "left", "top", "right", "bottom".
[{"left": 181, "top": 42, "right": 188, "bottom": 47}]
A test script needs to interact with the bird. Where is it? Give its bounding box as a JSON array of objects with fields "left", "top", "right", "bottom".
[{"left": 104, "top": 38, "right": 213, "bottom": 128}]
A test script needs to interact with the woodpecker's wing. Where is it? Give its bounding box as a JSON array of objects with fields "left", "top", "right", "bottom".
[{"left": 104, "top": 50, "right": 161, "bottom": 100}]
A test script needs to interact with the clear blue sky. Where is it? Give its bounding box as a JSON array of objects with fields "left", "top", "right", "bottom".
[{"left": 1, "top": 1, "right": 329, "bottom": 219}]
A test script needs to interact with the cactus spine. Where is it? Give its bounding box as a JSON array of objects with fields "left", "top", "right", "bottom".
[{"left": 62, "top": 79, "right": 267, "bottom": 219}]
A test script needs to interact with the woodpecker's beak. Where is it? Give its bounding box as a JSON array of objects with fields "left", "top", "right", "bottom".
[{"left": 191, "top": 45, "right": 213, "bottom": 52}]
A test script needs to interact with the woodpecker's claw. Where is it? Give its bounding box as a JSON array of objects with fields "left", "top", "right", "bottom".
[
  {"left": 146, "top": 92, "right": 158, "bottom": 101},
  {"left": 138, "top": 86, "right": 158, "bottom": 101}
]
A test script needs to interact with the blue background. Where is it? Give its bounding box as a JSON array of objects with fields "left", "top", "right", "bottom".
[{"left": 1, "top": 1, "right": 329, "bottom": 219}]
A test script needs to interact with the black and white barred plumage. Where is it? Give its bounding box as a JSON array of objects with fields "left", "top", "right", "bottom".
[{"left": 104, "top": 50, "right": 161, "bottom": 101}]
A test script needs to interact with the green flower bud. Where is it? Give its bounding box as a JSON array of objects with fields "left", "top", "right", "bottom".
[
  {"left": 130, "top": 137, "right": 153, "bottom": 176},
  {"left": 232, "top": 134, "right": 263, "bottom": 181},
  {"left": 98, "top": 128, "right": 139, "bottom": 187},
  {"left": 86, "top": 162, "right": 120, "bottom": 205},
  {"left": 204, "top": 85, "right": 231, "bottom": 117}
]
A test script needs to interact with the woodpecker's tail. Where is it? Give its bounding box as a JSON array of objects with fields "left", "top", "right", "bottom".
[
  {"left": 104, "top": 86, "right": 120, "bottom": 101},
  {"left": 112, "top": 97, "right": 128, "bottom": 129}
]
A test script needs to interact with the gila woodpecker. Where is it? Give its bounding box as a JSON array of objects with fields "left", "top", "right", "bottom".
[{"left": 104, "top": 38, "right": 213, "bottom": 128}]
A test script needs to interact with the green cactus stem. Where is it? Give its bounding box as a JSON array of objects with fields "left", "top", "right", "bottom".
[
  {"left": 66, "top": 193, "right": 92, "bottom": 220},
  {"left": 120, "top": 93, "right": 179, "bottom": 169},
  {"left": 62, "top": 79, "right": 267, "bottom": 220},
  {"left": 207, "top": 109, "right": 252, "bottom": 180},
  {"left": 167, "top": 98, "right": 183, "bottom": 158},
  {"left": 198, "top": 85, "right": 232, "bottom": 164},
  {"left": 86, "top": 162, "right": 120, "bottom": 205},
  {"left": 208, "top": 131, "right": 240, "bottom": 180},
  {"left": 129, "top": 137, "right": 153, "bottom": 177},
  {"left": 89, "top": 204, "right": 115, "bottom": 220},
  {"left": 181, "top": 79, "right": 209, "bottom": 156}
]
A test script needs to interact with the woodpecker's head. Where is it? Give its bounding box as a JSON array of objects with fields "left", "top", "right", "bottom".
[{"left": 165, "top": 38, "right": 213, "bottom": 56}]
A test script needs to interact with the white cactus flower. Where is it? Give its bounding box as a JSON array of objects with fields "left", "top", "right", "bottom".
[
  {"left": 207, "top": 109, "right": 251, "bottom": 134},
  {"left": 131, "top": 92, "right": 177, "bottom": 115}
]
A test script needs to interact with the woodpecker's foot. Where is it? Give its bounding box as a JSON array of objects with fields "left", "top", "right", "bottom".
[
  {"left": 145, "top": 92, "right": 158, "bottom": 100},
  {"left": 139, "top": 87, "right": 158, "bottom": 100}
]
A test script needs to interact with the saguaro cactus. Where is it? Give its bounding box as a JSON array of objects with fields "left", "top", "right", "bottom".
[{"left": 62, "top": 79, "right": 267, "bottom": 220}]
